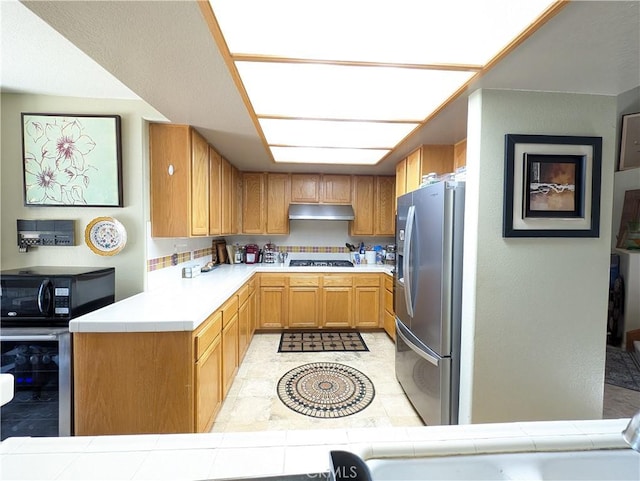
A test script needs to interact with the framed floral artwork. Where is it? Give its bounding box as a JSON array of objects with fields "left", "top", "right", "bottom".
[{"left": 21, "top": 113, "right": 123, "bottom": 206}]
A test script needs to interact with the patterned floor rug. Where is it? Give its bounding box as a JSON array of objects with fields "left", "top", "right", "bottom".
[
  {"left": 605, "top": 346, "right": 640, "bottom": 392},
  {"left": 278, "top": 331, "right": 368, "bottom": 353},
  {"left": 277, "top": 362, "right": 375, "bottom": 418}
]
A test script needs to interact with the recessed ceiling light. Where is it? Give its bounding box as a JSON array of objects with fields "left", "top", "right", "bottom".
[{"left": 270, "top": 146, "right": 390, "bottom": 165}]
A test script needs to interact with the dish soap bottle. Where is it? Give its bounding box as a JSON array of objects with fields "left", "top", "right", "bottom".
[{"left": 359, "top": 242, "right": 365, "bottom": 255}]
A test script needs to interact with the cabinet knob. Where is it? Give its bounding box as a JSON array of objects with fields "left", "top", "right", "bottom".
[{"left": 168, "top": 164, "right": 174, "bottom": 176}]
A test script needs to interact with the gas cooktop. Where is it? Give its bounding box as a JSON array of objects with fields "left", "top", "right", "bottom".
[{"left": 289, "top": 259, "right": 354, "bottom": 267}]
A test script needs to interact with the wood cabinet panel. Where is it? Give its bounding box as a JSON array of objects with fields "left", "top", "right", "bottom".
[
  {"left": 221, "top": 314, "right": 238, "bottom": 397},
  {"left": 238, "top": 296, "right": 250, "bottom": 361},
  {"left": 242, "top": 172, "right": 265, "bottom": 233},
  {"left": 231, "top": 164, "right": 242, "bottom": 234},
  {"left": 195, "top": 334, "right": 222, "bottom": 432},
  {"left": 267, "top": 173, "right": 290, "bottom": 234},
  {"left": 289, "top": 287, "right": 320, "bottom": 328},
  {"left": 322, "top": 175, "right": 352, "bottom": 204},
  {"left": 350, "top": 175, "right": 375, "bottom": 236},
  {"left": 323, "top": 287, "right": 353, "bottom": 328},
  {"left": 259, "top": 287, "right": 287, "bottom": 328},
  {"left": 421, "top": 145, "right": 454, "bottom": 176},
  {"left": 395, "top": 158, "right": 407, "bottom": 200},
  {"left": 194, "top": 310, "right": 222, "bottom": 360},
  {"left": 374, "top": 176, "right": 395, "bottom": 236},
  {"left": 406, "top": 148, "right": 422, "bottom": 193},
  {"left": 355, "top": 286, "right": 381, "bottom": 328},
  {"left": 221, "top": 157, "right": 233, "bottom": 234},
  {"left": 453, "top": 138, "right": 467, "bottom": 171},
  {"left": 291, "top": 173, "right": 320, "bottom": 203},
  {"left": 209, "top": 147, "right": 222, "bottom": 236},
  {"left": 384, "top": 309, "right": 396, "bottom": 342},
  {"left": 221, "top": 295, "right": 239, "bottom": 327},
  {"left": 74, "top": 331, "right": 194, "bottom": 435},
  {"left": 190, "top": 129, "right": 209, "bottom": 236}
]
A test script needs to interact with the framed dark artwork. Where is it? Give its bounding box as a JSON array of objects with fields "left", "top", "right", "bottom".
[
  {"left": 619, "top": 112, "right": 640, "bottom": 171},
  {"left": 21, "top": 113, "right": 123, "bottom": 206},
  {"left": 503, "top": 134, "right": 602, "bottom": 238},
  {"left": 616, "top": 189, "right": 640, "bottom": 249}
]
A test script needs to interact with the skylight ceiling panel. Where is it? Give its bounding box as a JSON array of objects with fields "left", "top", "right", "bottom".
[
  {"left": 236, "top": 61, "right": 476, "bottom": 121},
  {"left": 259, "top": 118, "right": 419, "bottom": 148},
  {"left": 270, "top": 146, "right": 389, "bottom": 165},
  {"left": 210, "top": 0, "right": 557, "bottom": 65}
]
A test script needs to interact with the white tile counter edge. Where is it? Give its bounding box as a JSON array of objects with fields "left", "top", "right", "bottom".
[
  {"left": 0, "top": 419, "right": 633, "bottom": 480},
  {"left": 69, "top": 264, "right": 394, "bottom": 333}
]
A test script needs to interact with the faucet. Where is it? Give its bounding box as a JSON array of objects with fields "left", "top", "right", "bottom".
[{"left": 622, "top": 410, "right": 640, "bottom": 451}]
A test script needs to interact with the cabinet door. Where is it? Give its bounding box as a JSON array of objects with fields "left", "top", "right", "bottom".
[
  {"left": 289, "top": 275, "right": 320, "bottom": 328},
  {"left": 267, "top": 173, "right": 290, "bottom": 234},
  {"left": 209, "top": 147, "right": 222, "bottom": 236},
  {"left": 291, "top": 174, "right": 320, "bottom": 203},
  {"left": 323, "top": 287, "right": 353, "bottom": 328},
  {"left": 374, "top": 176, "right": 395, "bottom": 236},
  {"left": 222, "top": 314, "right": 238, "bottom": 397},
  {"left": 422, "top": 145, "right": 454, "bottom": 176},
  {"left": 350, "top": 175, "right": 375, "bottom": 236},
  {"left": 242, "top": 172, "right": 265, "bottom": 233},
  {"left": 355, "top": 287, "right": 381, "bottom": 328},
  {"left": 149, "top": 124, "right": 191, "bottom": 237},
  {"left": 384, "top": 309, "right": 396, "bottom": 341},
  {"left": 453, "top": 139, "right": 467, "bottom": 171},
  {"left": 406, "top": 148, "right": 422, "bottom": 193},
  {"left": 195, "top": 335, "right": 222, "bottom": 432},
  {"left": 238, "top": 298, "right": 250, "bottom": 361},
  {"left": 395, "top": 158, "right": 407, "bottom": 200},
  {"left": 259, "top": 287, "right": 287, "bottom": 328},
  {"left": 322, "top": 174, "right": 352, "bottom": 204},
  {"left": 249, "top": 279, "right": 257, "bottom": 337},
  {"left": 221, "top": 157, "right": 233, "bottom": 234},
  {"left": 190, "top": 129, "right": 210, "bottom": 236},
  {"left": 234, "top": 164, "right": 243, "bottom": 234}
]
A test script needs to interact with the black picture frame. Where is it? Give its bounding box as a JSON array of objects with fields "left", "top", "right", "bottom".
[
  {"left": 619, "top": 112, "right": 640, "bottom": 171},
  {"left": 21, "top": 113, "right": 123, "bottom": 207},
  {"left": 503, "top": 134, "right": 602, "bottom": 238}
]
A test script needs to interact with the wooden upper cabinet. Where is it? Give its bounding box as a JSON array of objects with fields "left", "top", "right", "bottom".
[
  {"left": 395, "top": 158, "right": 407, "bottom": 200},
  {"left": 406, "top": 148, "right": 422, "bottom": 193},
  {"left": 231, "top": 164, "right": 242, "bottom": 234},
  {"left": 453, "top": 139, "right": 467, "bottom": 171},
  {"left": 221, "top": 157, "right": 233, "bottom": 235},
  {"left": 291, "top": 174, "right": 320, "bottom": 203},
  {"left": 267, "top": 173, "right": 290, "bottom": 234},
  {"left": 374, "top": 176, "right": 395, "bottom": 236},
  {"left": 209, "top": 147, "right": 222, "bottom": 236},
  {"left": 350, "top": 175, "right": 375, "bottom": 236},
  {"left": 242, "top": 172, "right": 265, "bottom": 234},
  {"left": 150, "top": 123, "right": 209, "bottom": 237},
  {"left": 322, "top": 174, "right": 352, "bottom": 204}
]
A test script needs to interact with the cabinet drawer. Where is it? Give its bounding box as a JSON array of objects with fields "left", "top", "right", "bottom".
[
  {"left": 354, "top": 274, "right": 381, "bottom": 287},
  {"left": 384, "top": 287, "right": 393, "bottom": 314},
  {"left": 194, "top": 310, "right": 222, "bottom": 360},
  {"left": 323, "top": 275, "right": 353, "bottom": 287},
  {"left": 290, "top": 275, "right": 320, "bottom": 287},
  {"left": 238, "top": 284, "right": 249, "bottom": 305},
  {"left": 260, "top": 274, "right": 287, "bottom": 287},
  {"left": 384, "top": 274, "right": 393, "bottom": 292},
  {"left": 221, "top": 295, "right": 239, "bottom": 326}
]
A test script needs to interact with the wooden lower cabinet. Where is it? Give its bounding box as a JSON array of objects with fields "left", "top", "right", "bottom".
[
  {"left": 195, "top": 334, "right": 222, "bottom": 432},
  {"left": 322, "top": 275, "right": 354, "bottom": 328},
  {"left": 383, "top": 274, "right": 396, "bottom": 341},
  {"left": 288, "top": 275, "right": 320, "bottom": 328},
  {"left": 222, "top": 313, "right": 239, "bottom": 398},
  {"left": 238, "top": 297, "right": 250, "bottom": 361},
  {"left": 354, "top": 275, "right": 382, "bottom": 328},
  {"left": 74, "top": 331, "right": 194, "bottom": 435},
  {"left": 259, "top": 274, "right": 288, "bottom": 328}
]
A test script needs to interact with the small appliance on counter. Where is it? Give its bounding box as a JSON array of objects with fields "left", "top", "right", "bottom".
[
  {"left": 244, "top": 244, "right": 259, "bottom": 264},
  {"left": 263, "top": 243, "right": 277, "bottom": 263}
]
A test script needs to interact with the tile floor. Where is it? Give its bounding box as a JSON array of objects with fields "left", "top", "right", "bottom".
[{"left": 211, "top": 331, "right": 640, "bottom": 433}]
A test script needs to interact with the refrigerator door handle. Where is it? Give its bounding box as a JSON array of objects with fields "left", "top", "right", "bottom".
[
  {"left": 396, "top": 320, "right": 439, "bottom": 367},
  {"left": 403, "top": 204, "right": 416, "bottom": 318}
]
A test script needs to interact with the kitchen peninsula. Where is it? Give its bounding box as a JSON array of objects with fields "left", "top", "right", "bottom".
[{"left": 70, "top": 261, "right": 393, "bottom": 436}]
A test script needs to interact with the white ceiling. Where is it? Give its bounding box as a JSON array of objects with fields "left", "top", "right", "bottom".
[{"left": 2, "top": 1, "right": 638, "bottom": 175}]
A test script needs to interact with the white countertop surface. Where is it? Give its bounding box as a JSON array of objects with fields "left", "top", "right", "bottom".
[
  {"left": 0, "top": 419, "right": 633, "bottom": 480},
  {"left": 70, "top": 263, "right": 393, "bottom": 333}
]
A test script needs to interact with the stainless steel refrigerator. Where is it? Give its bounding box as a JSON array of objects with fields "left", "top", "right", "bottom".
[{"left": 395, "top": 180, "right": 465, "bottom": 425}]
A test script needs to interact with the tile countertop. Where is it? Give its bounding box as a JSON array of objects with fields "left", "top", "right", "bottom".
[
  {"left": 69, "top": 262, "right": 393, "bottom": 333},
  {"left": 0, "top": 419, "right": 633, "bottom": 480}
]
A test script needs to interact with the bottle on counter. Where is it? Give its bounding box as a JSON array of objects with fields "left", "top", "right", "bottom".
[{"left": 359, "top": 242, "right": 365, "bottom": 255}]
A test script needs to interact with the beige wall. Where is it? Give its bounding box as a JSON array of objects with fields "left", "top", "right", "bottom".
[
  {"left": 1, "top": 93, "right": 165, "bottom": 300},
  {"left": 459, "top": 89, "right": 616, "bottom": 423}
]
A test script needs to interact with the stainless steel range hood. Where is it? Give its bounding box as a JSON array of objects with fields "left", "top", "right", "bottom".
[{"left": 288, "top": 203, "right": 355, "bottom": 221}]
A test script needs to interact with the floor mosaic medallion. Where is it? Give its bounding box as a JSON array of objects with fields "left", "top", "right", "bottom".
[{"left": 277, "top": 362, "right": 375, "bottom": 418}]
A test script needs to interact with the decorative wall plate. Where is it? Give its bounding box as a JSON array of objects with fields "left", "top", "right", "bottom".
[{"left": 85, "top": 216, "right": 127, "bottom": 256}]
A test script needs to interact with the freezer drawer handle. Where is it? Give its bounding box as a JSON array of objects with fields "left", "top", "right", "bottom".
[
  {"left": 0, "top": 334, "right": 61, "bottom": 342},
  {"left": 397, "top": 324, "right": 439, "bottom": 367}
]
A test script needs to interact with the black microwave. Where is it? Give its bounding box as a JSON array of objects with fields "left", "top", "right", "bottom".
[{"left": 0, "top": 266, "right": 115, "bottom": 326}]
